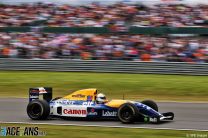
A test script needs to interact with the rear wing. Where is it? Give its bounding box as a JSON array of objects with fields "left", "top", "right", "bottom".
[{"left": 29, "top": 87, "right": 52, "bottom": 103}]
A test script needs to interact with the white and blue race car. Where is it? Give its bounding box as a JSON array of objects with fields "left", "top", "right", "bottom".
[{"left": 27, "top": 87, "right": 174, "bottom": 123}]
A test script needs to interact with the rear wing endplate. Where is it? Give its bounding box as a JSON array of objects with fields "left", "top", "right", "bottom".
[{"left": 29, "top": 87, "right": 52, "bottom": 102}]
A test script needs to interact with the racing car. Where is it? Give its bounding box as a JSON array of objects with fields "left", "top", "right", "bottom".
[{"left": 27, "top": 87, "right": 174, "bottom": 123}]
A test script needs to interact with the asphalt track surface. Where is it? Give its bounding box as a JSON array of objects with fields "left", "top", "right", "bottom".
[{"left": 0, "top": 98, "right": 208, "bottom": 131}]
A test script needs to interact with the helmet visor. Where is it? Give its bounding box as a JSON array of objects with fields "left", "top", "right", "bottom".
[{"left": 100, "top": 97, "right": 106, "bottom": 100}]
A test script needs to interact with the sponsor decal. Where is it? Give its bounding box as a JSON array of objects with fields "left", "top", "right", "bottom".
[
  {"left": 82, "top": 102, "right": 94, "bottom": 106},
  {"left": 59, "top": 100, "right": 75, "bottom": 105},
  {"left": 87, "top": 96, "right": 93, "bottom": 101},
  {"left": 62, "top": 107, "right": 87, "bottom": 117},
  {"left": 88, "top": 108, "right": 98, "bottom": 115},
  {"left": 72, "top": 94, "right": 85, "bottom": 98},
  {"left": 144, "top": 117, "right": 149, "bottom": 122},
  {"left": 29, "top": 95, "right": 39, "bottom": 99},
  {"left": 146, "top": 106, "right": 151, "bottom": 110},
  {"left": 138, "top": 103, "right": 151, "bottom": 110},
  {"left": 149, "top": 118, "right": 158, "bottom": 123},
  {"left": 63, "top": 109, "right": 87, "bottom": 115},
  {"left": 50, "top": 101, "right": 55, "bottom": 105},
  {"left": 102, "top": 111, "right": 117, "bottom": 117},
  {"left": 31, "top": 89, "right": 39, "bottom": 93},
  {"left": 143, "top": 117, "right": 158, "bottom": 123},
  {"left": 30, "top": 87, "right": 47, "bottom": 94},
  {"left": 38, "top": 87, "right": 47, "bottom": 94},
  {"left": 29, "top": 93, "right": 39, "bottom": 102}
]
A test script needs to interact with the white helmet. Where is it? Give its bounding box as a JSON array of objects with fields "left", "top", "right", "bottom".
[{"left": 96, "top": 93, "right": 107, "bottom": 104}]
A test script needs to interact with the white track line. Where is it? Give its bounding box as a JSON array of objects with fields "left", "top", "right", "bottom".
[{"left": 0, "top": 121, "right": 208, "bottom": 132}]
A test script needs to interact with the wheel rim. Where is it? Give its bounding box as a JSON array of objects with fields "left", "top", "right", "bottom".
[
  {"left": 120, "top": 107, "right": 133, "bottom": 120},
  {"left": 29, "top": 103, "right": 42, "bottom": 117}
]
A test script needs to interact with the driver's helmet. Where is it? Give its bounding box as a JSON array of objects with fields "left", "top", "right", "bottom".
[{"left": 96, "top": 93, "right": 107, "bottom": 104}]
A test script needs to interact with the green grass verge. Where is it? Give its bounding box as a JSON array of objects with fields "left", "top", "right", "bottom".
[
  {"left": 0, "top": 123, "right": 207, "bottom": 138},
  {"left": 0, "top": 71, "right": 207, "bottom": 101}
]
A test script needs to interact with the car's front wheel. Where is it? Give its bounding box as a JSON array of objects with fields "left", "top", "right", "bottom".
[
  {"left": 141, "top": 100, "right": 158, "bottom": 111},
  {"left": 27, "top": 100, "right": 50, "bottom": 120},
  {"left": 118, "top": 103, "right": 139, "bottom": 123}
]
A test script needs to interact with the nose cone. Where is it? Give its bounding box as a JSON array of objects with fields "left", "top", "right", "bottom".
[{"left": 135, "top": 102, "right": 162, "bottom": 118}]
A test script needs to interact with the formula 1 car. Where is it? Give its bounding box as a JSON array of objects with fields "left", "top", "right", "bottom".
[{"left": 27, "top": 87, "right": 174, "bottom": 123}]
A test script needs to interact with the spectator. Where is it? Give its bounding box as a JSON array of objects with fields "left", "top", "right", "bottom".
[
  {"left": 0, "top": 32, "right": 207, "bottom": 63},
  {"left": 0, "top": 3, "right": 208, "bottom": 27}
]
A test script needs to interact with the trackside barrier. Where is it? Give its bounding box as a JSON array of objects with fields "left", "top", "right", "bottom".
[{"left": 0, "top": 59, "right": 207, "bottom": 75}]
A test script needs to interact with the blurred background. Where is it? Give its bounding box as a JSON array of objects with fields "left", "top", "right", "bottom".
[
  {"left": 0, "top": 0, "right": 207, "bottom": 99},
  {"left": 0, "top": 0, "right": 207, "bottom": 63}
]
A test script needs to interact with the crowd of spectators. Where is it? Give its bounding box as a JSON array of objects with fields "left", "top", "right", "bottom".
[
  {"left": 0, "top": 32, "right": 207, "bottom": 62},
  {"left": 0, "top": 3, "right": 51, "bottom": 26},
  {"left": 0, "top": 3, "right": 208, "bottom": 27},
  {"left": 132, "top": 4, "right": 208, "bottom": 27},
  {"left": 0, "top": 3, "right": 207, "bottom": 62}
]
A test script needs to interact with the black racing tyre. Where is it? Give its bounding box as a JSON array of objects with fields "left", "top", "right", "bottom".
[
  {"left": 141, "top": 100, "right": 158, "bottom": 111},
  {"left": 118, "top": 103, "right": 139, "bottom": 123},
  {"left": 27, "top": 100, "right": 50, "bottom": 120}
]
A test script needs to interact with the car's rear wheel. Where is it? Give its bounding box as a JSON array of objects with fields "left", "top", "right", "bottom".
[
  {"left": 118, "top": 103, "right": 139, "bottom": 123},
  {"left": 141, "top": 100, "right": 158, "bottom": 111},
  {"left": 27, "top": 100, "right": 50, "bottom": 120}
]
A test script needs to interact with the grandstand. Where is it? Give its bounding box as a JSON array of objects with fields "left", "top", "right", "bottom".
[{"left": 0, "top": 1, "right": 207, "bottom": 63}]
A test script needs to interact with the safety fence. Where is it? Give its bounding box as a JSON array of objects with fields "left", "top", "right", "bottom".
[
  {"left": 0, "top": 59, "right": 207, "bottom": 75},
  {"left": 1, "top": 27, "right": 208, "bottom": 34}
]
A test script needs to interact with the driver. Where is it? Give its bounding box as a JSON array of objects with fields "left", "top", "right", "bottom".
[{"left": 96, "top": 93, "right": 107, "bottom": 104}]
